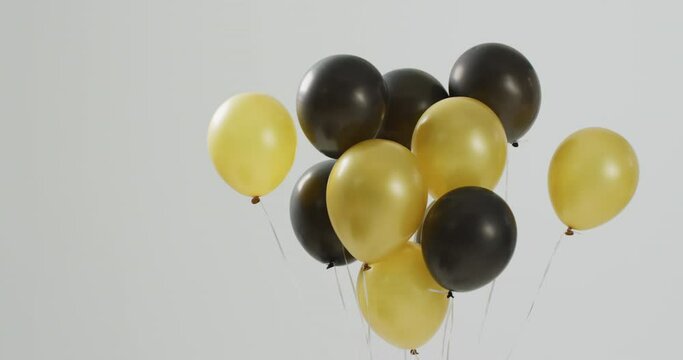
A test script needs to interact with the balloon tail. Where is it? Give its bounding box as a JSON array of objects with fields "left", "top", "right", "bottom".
[
  {"left": 505, "top": 232, "right": 565, "bottom": 360},
  {"left": 332, "top": 264, "right": 346, "bottom": 310},
  {"left": 478, "top": 279, "right": 496, "bottom": 343},
  {"left": 410, "top": 349, "right": 421, "bottom": 359},
  {"left": 258, "top": 201, "right": 286, "bottom": 260}
]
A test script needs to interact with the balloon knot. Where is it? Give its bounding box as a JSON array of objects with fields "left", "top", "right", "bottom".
[
  {"left": 447, "top": 290, "right": 454, "bottom": 299},
  {"left": 410, "top": 349, "right": 419, "bottom": 355},
  {"left": 326, "top": 262, "right": 335, "bottom": 270},
  {"left": 565, "top": 227, "right": 574, "bottom": 236},
  {"left": 361, "top": 263, "right": 372, "bottom": 272},
  {"left": 251, "top": 196, "right": 261, "bottom": 205},
  {"left": 512, "top": 142, "right": 519, "bottom": 148}
]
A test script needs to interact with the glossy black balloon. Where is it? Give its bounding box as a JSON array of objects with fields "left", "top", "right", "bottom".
[
  {"left": 297, "top": 55, "right": 388, "bottom": 158},
  {"left": 448, "top": 43, "right": 541, "bottom": 144},
  {"left": 376, "top": 69, "right": 448, "bottom": 149},
  {"left": 290, "top": 160, "right": 355, "bottom": 267},
  {"left": 421, "top": 187, "right": 516, "bottom": 292}
]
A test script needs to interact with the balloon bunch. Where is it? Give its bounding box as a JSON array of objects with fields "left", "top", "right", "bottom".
[{"left": 208, "top": 43, "right": 639, "bottom": 355}]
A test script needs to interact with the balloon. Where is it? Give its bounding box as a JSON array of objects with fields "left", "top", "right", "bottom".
[
  {"left": 290, "top": 161, "right": 355, "bottom": 267},
  {"left": 327, "top": 139, "right": 427, "bottom": 264},
  {"left": 376, "top": 69, "right": 448, "bottom": 149},
  {"left": 548, "top": 127, "right": 639, "bottom": 231},
  {"left": 357, "top": 243, "right": 448, "bottom": 350},
  {"left": 421, "top": 187, "right": 517, "bottom": 292},
  {"left": 448, "top": 43, "right": 541, "bottom": 144},
  {"left": 412, "top": 97, "right": 507, "bottom": 198},
  {"left": 208, "top": 93, "right": 296, "bottom": 200},
  {"left": 297, "top": 55, "right": 388, "bottom": 158}
]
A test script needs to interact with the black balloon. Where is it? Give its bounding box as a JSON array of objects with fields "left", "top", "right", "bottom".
[
  {"left": 448, "top": 43, "right": 541, "bottom": 144},
  {"left": 421, "top": 187, "right": 516, "bottom": 292},
  {"left": 290, "top": 160, "right": 355, "bottom": 267},
  {"left": 297, "top": 55, "right": 388, "bottom": 158},
  {"left": 376, "top": 69, "right": 448, "bottom": 149}
]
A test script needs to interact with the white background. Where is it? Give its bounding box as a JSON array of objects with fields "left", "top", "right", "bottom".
[{"left": 1, "top": 0, "right": 681, "bottom": 359}]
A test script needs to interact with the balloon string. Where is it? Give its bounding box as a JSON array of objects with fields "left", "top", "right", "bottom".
[
  {"left": 258, "top": 201, "right": 286, "bottom": 260},
  {"left": 441, "top": 296, "right": 456, "bottom": 360},
  {"left": 505, "top": 149, "right": 510, "bottom": 201},
  {"left": 446, "top": 299, "right": 454, "bottom": 360},
  {"left": 479, "top": 280, "right": 496, "bottom": 343},
  {"left": 478, "top": 149, "right": 511, "bottom": 348},
  {"left": 256, "top": 200, "right": 306, "bottom": 305},
  {"left": 505, "top": 232, "right": 565, "bottom": 360},
  {"left": 332, "top": 265, "right": 346, "bottom": 310},
  {"left": 367, "top": 324, "right": 372, "bottom": 360},
  {"left": 526, "top": 233, "right": 564, "bottom": 320},
  {"left": 342, "top": 249, "right": 358, "bottom": 301},
  {"left": 441, "top": 299, "right": 450, "bottom": 359},
  {"left": 361, "top": 268, "right": 373, "bottom": 360},
  {"left": 341, "top": 252, "right": 372, "bottom": 360}
]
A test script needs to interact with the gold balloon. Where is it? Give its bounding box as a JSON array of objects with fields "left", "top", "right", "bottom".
[
  {"left": 412, "top": 97, "right": 507, "bottom": 198},
  {"left": 357, "top": 243, "right": 448, "bottom": 350},
  {"left": 327, "top": 139, "right": 427, "bottom": 264},
  {"left": 548, "top": 127, "right": 639, "bottom": 230},
  {"left": 207, "top": 93, "right": 296, "bottom": 198}
]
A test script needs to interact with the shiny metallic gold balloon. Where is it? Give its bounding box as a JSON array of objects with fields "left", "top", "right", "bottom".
[
  {"left": 548, "top": 127, "right": 639, "bottom": 230},
  {"left": 208, "top": 93, "right": 296, "bottom": 198},
  {"left": 412, "top": 97, "right": 507, "bottom": 198},
  {"left": 357, "top": 243, "right": 448, "bottom": 350},
  {"left": 327, "top": 139, "right": 427, "bottom": 264}
]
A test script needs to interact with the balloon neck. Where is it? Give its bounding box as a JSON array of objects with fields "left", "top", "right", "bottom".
[
  {"left": 565, "top": 227, "right": 574, "bottom": 236},
  {"left": 251, "top": 196, "right": 261, "bottom": 205},
  {"left": 447, "top": 290, "right": 454, "bottom": 299},
  {"left": 410, "top": 349, "right": 419, "bottom": 355},
  {"left": 361, "top": 263, "right": 372, "bottom": 272},
  {"left": 326, "top": 262, "right": 335, "bottom": 270},
  {"left": 512, "top": 142, "right": 519, "bottom": 148}
]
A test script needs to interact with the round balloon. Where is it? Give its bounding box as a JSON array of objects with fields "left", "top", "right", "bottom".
[
  {"left": 357, "top": 243, "right": 448, "bottom": 350},
  {"left": 327, "top": 139, "right": 427, "bottom": 264},
  {"left": 449, "top": 43, "right": 541, "bottom": 144},
  {"left": 548, "top": 127, "right": 639, "bottom": 231},
  {"left": 290, "top": 160, "right": 355, "bottom": 267},
  {"left": 208, "top": 93, "right": 296, "bottom": 199},
  {"left": 421, "top": 187, "right": 517, "bottom": 292},
  {"left": 376, "top": 69, "right": 448, "bottom": 149},
  {"left": 297, "top": 55, "right": 387, "bottom": 158},
  {"left": 412, "top": 97, "right": 507, "bottom": 198}
]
